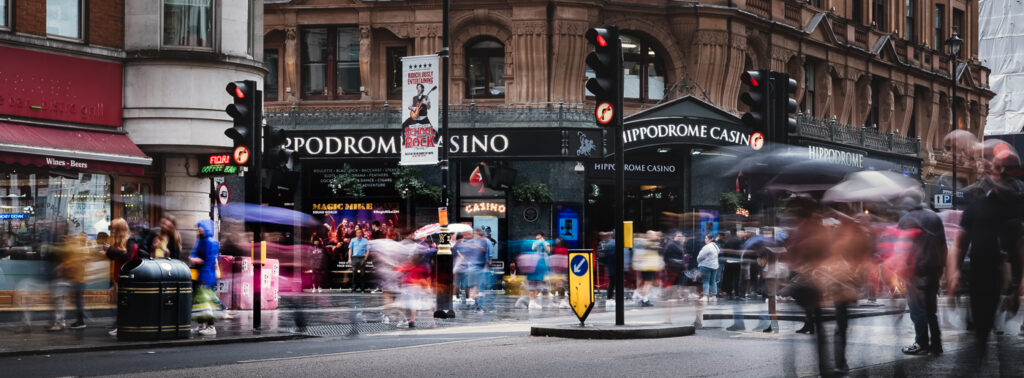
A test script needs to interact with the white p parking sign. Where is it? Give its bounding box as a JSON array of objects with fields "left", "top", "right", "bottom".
[{"left": 933, "top": 194, "right": 952, "bottom": 209}]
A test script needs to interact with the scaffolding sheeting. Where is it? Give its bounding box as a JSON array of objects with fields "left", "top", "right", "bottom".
[{"left": 980, "top": 0, "right": 1024, "bottom": 134}]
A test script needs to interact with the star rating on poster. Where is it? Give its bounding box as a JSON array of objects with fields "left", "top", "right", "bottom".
[{"left": 410, "top": 63, "right": 434, "bottom": 70}]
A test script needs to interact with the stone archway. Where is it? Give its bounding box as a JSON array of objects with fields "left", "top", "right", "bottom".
[{"left": 450, "top": 13, "right": 514, "bottom": 104}]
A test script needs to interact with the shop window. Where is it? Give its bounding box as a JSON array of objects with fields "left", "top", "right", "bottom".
[
  {"left": 47, "top": 0, "right": 81, "bottom": 39},
  {"left": 0, "top": 170, "right": 112, "bottom": 259},
  {"left": 935, "top": 5, "right": 945, "bottom": 51},
  {"left": 164, "top": 0, "right": 214, "bottom": 48},
  {"left": 0, "top": 0, "right": 8, "bottom": 29},
  {"left": 301, "top": 27, "right": 361, "bottom": 100},
  {"left": 119, "top": 182, "right": 152, "bottom": 230},
  {"left": 387, "top": 46, "right": 408, "bottom": 100},
  {"left": 264, "top": 49, "right": 279, "bottom": 101},
  {"left": 904, "top": 0, "right": 915, "bottom": 41},
  {"left": 465, "top": 38, "right": 505, "bottom": 99},
  {"left": 587, "top": 33, "right": 665, "bottom": 102}
]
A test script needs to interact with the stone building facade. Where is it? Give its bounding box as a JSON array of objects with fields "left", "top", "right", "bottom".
[{"left": 264, "top": 0, "right": 992, "bottom": 188}]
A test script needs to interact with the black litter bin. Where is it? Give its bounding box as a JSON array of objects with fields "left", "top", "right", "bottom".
[{"left": 117, "top": 258, "right": 192, "bottom": 340}]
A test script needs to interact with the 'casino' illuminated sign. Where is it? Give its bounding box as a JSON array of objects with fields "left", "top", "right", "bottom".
[{"left": 460, "top": 199, "right": 507, "bottom": 218}]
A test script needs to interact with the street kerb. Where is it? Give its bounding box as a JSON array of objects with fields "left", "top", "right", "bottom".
[
  {"left": 530, "top": 323, "right": 695, "bottom": 339},
  {"left": 0, "top": 332, "right": 314, "bottom": 358}
]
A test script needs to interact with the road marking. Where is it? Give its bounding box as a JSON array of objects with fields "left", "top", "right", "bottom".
[{"left": 235, "top": 336, "right": 508, "bottom": 364}]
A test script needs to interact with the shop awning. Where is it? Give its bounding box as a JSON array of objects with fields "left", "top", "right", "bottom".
[{"left": 0, "top": 122, "right": 152, "bottom": 175}]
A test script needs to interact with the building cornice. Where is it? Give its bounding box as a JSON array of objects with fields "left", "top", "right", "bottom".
[{"left": 0, "top": 33, "right": 125, "bottom": 61}]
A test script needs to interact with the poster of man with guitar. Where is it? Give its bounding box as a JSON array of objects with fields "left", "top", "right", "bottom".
[
  {"left": 400, "top": 55, "right": 441, "bottom": 166},
  {"left": 402, "top": 83, "right": 437, "bottom": 127}
]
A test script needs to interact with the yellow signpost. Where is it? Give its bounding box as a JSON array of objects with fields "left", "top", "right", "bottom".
[{"left": 568, "top": 250, "right": 594, "bottom": 325}]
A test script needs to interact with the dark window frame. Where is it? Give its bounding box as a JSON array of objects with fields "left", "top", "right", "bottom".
[
  {"left": 0, "top": 0, "right": 10, "bottom": 30},
  {"left": 464, "top": 37, "right": 506, "bottom": 99},
  {"left": 300, "top": 26, "right": 361, "bottom": 101},
  {"left": 872, "top": 0, "right": 886, "bottom": 31},
  {"left": 386, "top": 45, "right": 408, "bottom": 100},
  {"left": 46, "top": 0, "right": 84, "bottom": 41},
  {"left": 935, "top": 4, "right": 945, "bottom": 51},
  {"left": 905, "top": 0, "right": 915, "bottom": 41},
  {"left": 264, "top": 48, "right": 280, "bottom": 102}
]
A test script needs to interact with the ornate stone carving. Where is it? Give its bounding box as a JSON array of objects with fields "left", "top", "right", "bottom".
[
  {"left": 513, "top": 21, "right": 546, "bottom": 36},
  {"left": 286, "top": 27, "right": 297, "bottom": 42},
  {"left": 695, "top": 30, "right": 729, "bottom": 46},
  {"left": 378, "top": 23, "right": 412, "bottom": 39},
  {"left": 554, "top": 21, "right": 589, "bottom": 36}
]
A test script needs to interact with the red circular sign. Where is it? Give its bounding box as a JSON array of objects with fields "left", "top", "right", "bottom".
[
  {"left": 595, "top": 102, "right": 614, "bottom": 125},
  {"left": 233, "top": 146, "right": 250, "bottom": 165},
  {"left": 749, "top": 132, "right": 765, "bottom": 151}
]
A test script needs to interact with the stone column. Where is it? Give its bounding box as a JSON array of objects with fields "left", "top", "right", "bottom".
[
  {"left": 693, "top": 30, "right": 732, "bottom": 108},
  {"left": 284, "top": 27, "right": 299, "bottom": 102},
  {"left": 550, "top": 20, "right": 589, "bottom": 103},
  {"left": 359, "top": 26, "right": 372, "bottom": 100},
  {"left": 162, "top": 155, "right": 212, "bottom": 247},
  {"left": 511, "top": 20, "right": 548, "bottom": 103}
]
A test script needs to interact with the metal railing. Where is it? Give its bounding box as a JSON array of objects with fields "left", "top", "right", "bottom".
[
  {"left": 265, "top": 101, "right": 594, "bottom": 130},
  {"left": 794, "top": 113, "right": 921, "bottom": 156},
  {"left": 266, "top": 103, "right": 920, "bottom": 156}
]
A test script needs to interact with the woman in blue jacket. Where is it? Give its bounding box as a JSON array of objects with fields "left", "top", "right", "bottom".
[{"left": 190, "top": 219, "right": 220, "bottom": 336}]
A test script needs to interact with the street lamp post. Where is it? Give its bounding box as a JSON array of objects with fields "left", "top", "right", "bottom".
[{"left": 947, "top": 33, "right": 963, "bottom": 207}]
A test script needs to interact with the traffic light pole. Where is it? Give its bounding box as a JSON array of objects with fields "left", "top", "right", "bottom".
[
  {"left": 252, "top": 91, "right": 263, "bottom": 330},
  {"left": 606, "top": 26, "right": 626, "bottom": 327},
  {"left": 434, "top": 0, "right": 455, "bottom": 319}
]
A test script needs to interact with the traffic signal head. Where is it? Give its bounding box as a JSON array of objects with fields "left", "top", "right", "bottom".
[
  {"left": 778, "top": 74, "right": 799, "bottom": 134},
  {"left": 264, "top": 127, "right": 296, "bottom": 172},
  {"left": 585, "top": 27, "right": 621, "bottom": 126},
  {"left": 739, "top": 70, "right": 770, "bottom": 132},
  {"left": 225, "top": 80, "right": 257, "bottom": 165}
]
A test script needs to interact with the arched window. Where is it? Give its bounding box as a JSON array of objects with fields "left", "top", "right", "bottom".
[
  {"left": 465, "top": 38, "right": 505, "bottom": 99},
  {"left": 587, "top": 33, "right": 666, "bottom": 102}
]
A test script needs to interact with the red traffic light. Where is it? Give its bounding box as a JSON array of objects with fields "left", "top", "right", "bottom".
[
  {"left": 741, "top": 71, "right": 762, "bottom": 87},
  {"left": 586, "top": 28, "right": 613, "bottom": 48},
  {"left": 226, "top": 81, "right": 250, "bottom": 99}
]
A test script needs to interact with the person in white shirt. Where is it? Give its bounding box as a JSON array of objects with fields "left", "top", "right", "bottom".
[{"left": 697, "top": 233, "right": 721, "bottom": 302}]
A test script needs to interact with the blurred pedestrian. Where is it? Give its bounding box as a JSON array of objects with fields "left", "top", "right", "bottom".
[
  {"left": 822, "top": 205, "right": 876, "bottom": 374},
  {"left": 661, "top": 231, "right": 687, "bottom": 300},
  {"left": 550, "top": 237, "right": 570, "bottom": 309},
  {"left": 152, "top": 215, "right": 182, "bottom": 260},
  {"left": 897, "top": 204, "right": 947, "bottom": 355},
  {"left": 515, "top": 233, "right": 550, "bottom": 310},
  {"left": 189, "top": 219, "right": 221, "bottom": 336},
  {"left": 947, "top": 141, "right": 1024, "bottom": 367},
  {"left": 697, "top": 233, "right": 721, "bottom": 302},
  {"left": 104, "top": 218, "right": 141, "bottom": 336},
  {"left": 50, "top": 230, "right": 89, "bottom": 331},
  {"left": 632, "top": 231, "right": 663, "bottom": 306},
  {"left": 453, "top": 231, "right": 482, "bottom": 306}
]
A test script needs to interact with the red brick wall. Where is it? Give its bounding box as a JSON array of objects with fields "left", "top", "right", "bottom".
[
  {"left": 87, "top": 0, "right": 124, "bottom": 48},
  {"left": 15, "top": 0, "right": 47, "bottom": 36}
]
